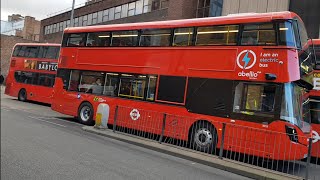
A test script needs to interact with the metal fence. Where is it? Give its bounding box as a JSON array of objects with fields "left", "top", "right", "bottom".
[{"left": 100, "top": 105, "right": 319, "bottom": 180}]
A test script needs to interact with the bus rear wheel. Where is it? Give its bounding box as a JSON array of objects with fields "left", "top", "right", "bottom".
[
  {"left": 190, "top": 122, "right": 217, "bottom": 154},
  {"left": 18, "top": 89, "right": 27, "bottom": 102},
  {"left": 78, "top": 102, "right": 94, "bottom": 125}
]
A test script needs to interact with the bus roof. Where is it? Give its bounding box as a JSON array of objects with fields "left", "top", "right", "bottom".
[
  {"left": 65, "top": 11, "right": 299, "bottom": 33},
  {"left": 14, "top": 43, "right": 60, "bottom": 47}
]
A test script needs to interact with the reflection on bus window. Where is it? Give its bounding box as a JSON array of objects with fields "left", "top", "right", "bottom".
[
  {"left": 118, "top": 74, "right": 146, "bottom": 99},
  {"left": 147, "top": 76, "right": 157, "bottom": 101},
  {"left": 241, "top": 23, "right": 275, "bottom": 46},
  {"left": 87, "top": 32, "right": 111, "bottom": 47},
  {"left": 68, "top": 70, "right": 80, "bottom": 91},
  {"left": 103, "top": 73, "right": 119, "bottom": 96},
  {"left": 173, "top": 27, "right": 193, "bottom": 46},
  {"left": 79, "top": 71, "right": 105, "bottom": 95},
  {"left": 140, "top": 29, "right": 171, "bottom": 46},
  {"left": 233, "top": 83, "right": 276, "bottom": 117},
  {"left": 196, "top": 25, "right": 238, "bottom": 46}
]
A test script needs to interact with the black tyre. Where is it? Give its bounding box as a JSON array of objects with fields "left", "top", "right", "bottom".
[
  {"left": 78, "top": 102, "right": 94, "bottom": 125},
  {"left": 190, "top": 122, "right": 217, "bottom": 153},
  {"left": 18, "top": 89, "right": 27, "bottom": 102}
]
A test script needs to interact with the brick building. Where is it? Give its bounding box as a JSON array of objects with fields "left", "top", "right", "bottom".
[
  {"left": 1, "top": 14, "right": 41, "bottom": 41},
  {"left": 0, "top": 35, "right": 36, "bottom": 77},
  {"left": 40, "top": 0, "right": 319, "bottom": 43}
]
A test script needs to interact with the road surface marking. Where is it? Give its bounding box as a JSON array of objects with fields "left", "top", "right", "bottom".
[{"left": 28, "top": 116, "right": 67, "bottom": 127}]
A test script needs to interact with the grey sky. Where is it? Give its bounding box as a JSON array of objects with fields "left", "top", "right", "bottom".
[{"left": 1, "top": 0, "right": 87, "bottom": 21}]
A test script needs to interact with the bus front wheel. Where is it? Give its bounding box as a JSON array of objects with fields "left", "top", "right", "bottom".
[
  {"left": 190, "top": 121, "right": 217, "bottom": 154},
  {"left": 18, "top": 89, "right": 27, "bottom": 102},
  {"left": 77, "top": 102, "right": 94, "bottom": 125}
]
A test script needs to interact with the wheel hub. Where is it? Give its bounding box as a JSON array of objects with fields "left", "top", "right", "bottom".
[
  {"left": 195, "top": 128, "right": 213, "bottom": 147},
  {"left": 80, "top": 107, "right": 91, "bottom": 122}
]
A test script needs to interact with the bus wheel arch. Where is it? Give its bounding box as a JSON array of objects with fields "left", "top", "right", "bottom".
[
  {"left": 77, "top": 101, "right": 94, "bottom": 125},
  {"left": 18, "top": 88, "right": 27, "bottom": 102},
  {"left": 188, "top": 120, "right": 218, "bottom": 153}
]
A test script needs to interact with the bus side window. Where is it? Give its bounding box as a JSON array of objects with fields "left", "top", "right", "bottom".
[
  {"left": 68, "top": 70, "right": 80, "bottom": 91},
  {"left": 233, "top": 83, "right": 276, "bottom": 116},
  {"left": 173, "top": 27, "right": 194, "bottom": 46},
  {"left": 13, "top": 46, "right": 22, "bottom": 57},
  {"left": 17, "top": 46, "right": 27, "bottom": 57},
  {"left": 241, "top": 23, "right": 276, "bottom": 46}
]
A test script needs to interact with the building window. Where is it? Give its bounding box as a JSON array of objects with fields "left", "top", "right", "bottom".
[
  {"left": 52, "top": 24, "right": 57, "bottom": 33},
  {"left": 92, "top": 13, "right": 98, "bottom": 25},
  {"left": 135, "top": 0, "right": 143, "bottom": 15},
  {"left": 67, "top": 20, "right": 71, "bottom": 27},
  {"left": 87, "top": 14, "right": 93, "bottom": 25},
  {"left": 128, "top": 2, "right": 136, "bottom": 16},
  {"left": 121, "top": 4, "right": 128, "bottom": 18},
  {"left": 74, "top": 18, "right": 79, "bottom": 27},
  {"left": 97, "top": 11, "right": 103, "bottom": 23},
  {"left": 115, "top": 6, "right": 121, "bottom": 19},
  {"left": 143, "top": 0, "right": 151, "bottom": 13},
  {"left": 197, "top": 0, "right": 210, "bottom": 18},
  {"left": 83, "top": 15, "right": 88, "bottom": 26},
  {"left": 78, "top": 16, "right": 83, "bottom": 26},
  {"left": 109, "top": 7, "right": 115, "bottom": 21},
  {"left": 103, "top": 9, "right": 109, "bottom": 22},
  {"left": 59, "top": 22, "right": 63, "bottom": 31}
]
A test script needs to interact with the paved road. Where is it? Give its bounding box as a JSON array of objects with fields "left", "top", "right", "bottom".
[{"left": 1, "top": 88, "right": 250, "bottom": 180}]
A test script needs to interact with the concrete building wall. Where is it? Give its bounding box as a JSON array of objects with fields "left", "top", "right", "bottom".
[
  {"left": 0, "top": 35, "right": 36, "bottom": 77},
  {"left": 222, "top": 0, "right": 289, "bottom": 15}
]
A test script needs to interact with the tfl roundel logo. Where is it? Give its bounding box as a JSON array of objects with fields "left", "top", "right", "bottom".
[{"left": 236, "top": 50, "right": 257, "bottom": 70}]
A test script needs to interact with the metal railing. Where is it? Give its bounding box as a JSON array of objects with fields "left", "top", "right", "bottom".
[{"left": 99, "top": 105, "right": 320, "bottom": 179}]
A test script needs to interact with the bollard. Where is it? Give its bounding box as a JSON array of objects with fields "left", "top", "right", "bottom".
[
  {"left": 219, "top": 123, "right": 226, "bottom": 159},
  {"left": 305, "top": 137, "right": 313, "bottom": 180},
  {"left": 113, "top": 106, "right": 119, "bottom": 133},
  {"left": 159, "top": 114, "right": 167, "bottom": 144},
  {"left": 94, "top": 103, "right": 109, "bottom": 129}
]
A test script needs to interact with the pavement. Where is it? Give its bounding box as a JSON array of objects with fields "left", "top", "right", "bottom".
[{"left": 1, "top": 86, "right": 251, "bottom": 180}]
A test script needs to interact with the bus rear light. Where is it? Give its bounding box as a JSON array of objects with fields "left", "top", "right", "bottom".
[
  {"left": 285, "top": 125, "right": 299, "bottom": 143},
  {"left": 10, "top": 60, "right": 16, "bottom": 67}
]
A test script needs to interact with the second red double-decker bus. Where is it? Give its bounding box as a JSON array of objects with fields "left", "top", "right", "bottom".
[
  {"left": 309, "top": 39, "right": 320, "bottom": 159},
  {"left": 5, "top": 43, "right": 60, "bottom": 104},
  {"left": 52, "top": 12, "right": 313, "bottom": 160}
]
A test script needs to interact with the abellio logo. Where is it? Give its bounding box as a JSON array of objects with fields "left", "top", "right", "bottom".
[
  {"left": 236, "top": 50, "right": 260, "bottom": 79},
  {"left": 236, "top": 50, "right": 257, "bottom": 70}
]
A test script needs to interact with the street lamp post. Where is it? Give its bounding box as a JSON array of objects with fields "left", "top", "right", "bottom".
[{"left": 70, "top": 0, "right": 76, "bottom": 27}]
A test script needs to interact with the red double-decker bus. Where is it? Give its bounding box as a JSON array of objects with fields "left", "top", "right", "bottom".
[
  {"left": 5, "top": 43, "right": 60, "bottom": 104},
  {"left": 52, "top": 12, "right": 313, "bottom": 160},
  {"left": 309, "top": 39, "right": 320, "bottom": 159}
]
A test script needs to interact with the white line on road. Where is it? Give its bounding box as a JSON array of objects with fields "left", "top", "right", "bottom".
[{"left": 28, "top": 116, "right": 67, "bottom": 127}]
